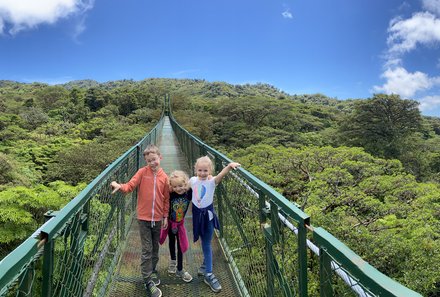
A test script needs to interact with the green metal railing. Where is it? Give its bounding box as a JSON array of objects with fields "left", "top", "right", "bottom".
[
  {"left": 1, "top": 94, "right": 422, "bottom": 297},
  {"left": 0, "top": 116, "right": 164, "bottom": 297},
  {"left": 167, "top": 95, "right": 422, "bottom": 297}
]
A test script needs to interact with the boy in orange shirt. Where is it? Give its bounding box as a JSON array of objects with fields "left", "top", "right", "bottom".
[{"left": 111, "top": 144, "right": 169, "bottom": 297}]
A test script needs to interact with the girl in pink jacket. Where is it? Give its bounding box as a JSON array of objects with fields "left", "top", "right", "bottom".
[{"left": 159, "top": 170, "right": 193, "bottom": 283}]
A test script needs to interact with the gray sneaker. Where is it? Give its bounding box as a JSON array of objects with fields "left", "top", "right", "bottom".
[
  {"left": 145, "top": 281, "right": 162, "bottom": 297},
  {"left": 204, "top": 273, "right": 222, "bottom": 293},
  {"left": 150, "top": 272, "right": 160, "bottom": 286},
  {"left": 176, "top": 269, "right": 193, "bottom": 282}
]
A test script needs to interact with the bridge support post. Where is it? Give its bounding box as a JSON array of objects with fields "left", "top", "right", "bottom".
[
  {"left": 42, "top": 211, "right": 57, "bottom": 297},
  {"left": 298, "top": 222, "right": 308, "bottom": 297},
  {"left": 258, "top": 190, "right": 267, "bottom": 223}
]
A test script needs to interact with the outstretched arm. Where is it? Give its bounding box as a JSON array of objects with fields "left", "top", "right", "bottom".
[
  {"left": 214, "top": 162, "right": 241, "bottom": 185},
  {"left": 110, "top": 169, "right": 142, "bottom": 194}
]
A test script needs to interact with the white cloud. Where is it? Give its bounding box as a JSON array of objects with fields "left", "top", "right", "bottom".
[
  {"left": 418, "top": 95, "right": 440, "bottom": 111},
  {"left": 373, "top": 66, "right": 440, "bottom": 97},
  {"left": 0, "top": 0, "right": 94, "bottom": 35},
  {"left": 375, "top": 4, "right": 440, "bottom": 99},
  {"left": 423, "top": 0, "right": 440, "bottom": 16},
  {"left": 282, "top": 10, "right": 293, "bottom": 19},
  {"left": 387, "top": 12, "right": 440, "bottom": 54}
]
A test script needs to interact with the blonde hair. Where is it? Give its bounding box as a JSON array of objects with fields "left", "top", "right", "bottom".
[
  {"left": 194, "top": 156, "right": 214, "bottom": 175},
  {"left": 169, "top": 170, "right": 190, "bottom": 190},
  {"left": 143, "top": 144, "right": 161, "bottom": 156}
]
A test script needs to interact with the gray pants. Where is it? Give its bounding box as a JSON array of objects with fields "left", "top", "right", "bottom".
[{"left": 138, "top": 220, "right": 162, "bottom": 283}]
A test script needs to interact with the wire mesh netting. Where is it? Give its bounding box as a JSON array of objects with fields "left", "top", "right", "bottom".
[
  {"left": 0, "top": 117, "right": 163, "bottom": 297},
  {"left": 50, "top": 149, "right": 138, "bottom": 297},
  {"left": 218, "top": 172, "right": 267, "bottom": 296}
]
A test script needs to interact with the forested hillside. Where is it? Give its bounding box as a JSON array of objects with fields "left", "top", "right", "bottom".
[
  {"left": 0, "top": 79, "right": 163, "bottom": 258},
  {"left": 1, "top": 78, "right": 439, "bottom": 295},
  {"left": 170, "top": 89, "right": 440, "bottom": 296}
]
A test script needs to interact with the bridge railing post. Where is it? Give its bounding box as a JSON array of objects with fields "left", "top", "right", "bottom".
[
  {"left": 258, "top": 190, "right": 267, "bottom": 224},
  {"left": 298, "top": 220, "right": 308, "bottom": 297},
  {"left": 40, "top": 211, "right": 55, "bottom": 297}
]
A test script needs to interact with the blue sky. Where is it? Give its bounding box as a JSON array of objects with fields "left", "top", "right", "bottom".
[{"left": 1, "top": 0, "right": 440, "bottom": 117}]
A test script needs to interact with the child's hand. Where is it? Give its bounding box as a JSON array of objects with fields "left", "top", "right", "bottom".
[
  {"left": 214, "top": 162, "right": 241, "bottom": 185},
  {"left": 111, "top": 181, "right": 121, "bottom": 194},
  {"left": 228, "top": 162, "right": 241, "bottom": 170},
  {"left": 162, "top": 217, "right": 168, "bottom": 229}
]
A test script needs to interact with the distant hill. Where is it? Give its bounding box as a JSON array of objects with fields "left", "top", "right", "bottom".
[{"left": 58, "top": 78, "right": 341, "bottom": 106}]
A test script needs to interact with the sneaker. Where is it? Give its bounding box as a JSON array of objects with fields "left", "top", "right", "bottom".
[
  {"left": 150, "top": 272, "right": 160, "bottom": 286},
  {"left": 168, "top": 260, "right": 177, "bottom": 274},
  {"left": 204, "top": 273, "right": 222, "bottom": 293},
  {"left": 197, "top": 264, "right": 205, "bottom": 276},
  {"left": 144, "top": 281, "right": 162, "bottom": 297},
  {"left": 176, "top": 269, "right": 193, "bottom": 283}
]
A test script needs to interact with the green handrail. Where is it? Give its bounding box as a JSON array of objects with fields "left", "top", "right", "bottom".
[
  {"left": 167, "top": 94, "right": 421, "bottom": 297},
  {"left": 0, "top": 113, "right": 165, "bottom": 297},
  {"left": 314, "top": 227, "right": 421, "bottom": 296}
]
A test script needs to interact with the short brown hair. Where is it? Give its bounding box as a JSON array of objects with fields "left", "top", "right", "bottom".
[{"left": 143, "top": 144, "right": 161, "bottom": 156}]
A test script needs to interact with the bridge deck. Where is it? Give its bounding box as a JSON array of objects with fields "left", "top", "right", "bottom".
[{"left": 108, "top": 117, "right": 239, "bottom": 297}]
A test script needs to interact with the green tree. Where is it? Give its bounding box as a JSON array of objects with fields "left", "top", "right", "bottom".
[
  {"left": 19, "top": 107, "right": 49, "bottom": 130},
  {"left": 69, "top": 88, "right": 84, "bottom": 105},
  {"left": 339, "top": 94, "right": 422, "bottom": 159},
  {"left": 0, "top": 153, "right": 16, "bottom": 185},
  {"left": 45, "top": 142, "right": 111, "bottom": 184},
  {"left": 231, "top": 143, "right": 439, "bottom": 295},
  {"left": 34, "top": 86, "right": 69, "bottom": 111},
  {"left": 114, "top": 92, "right": 139, "bottom": 116},
  {"left": 85, "top": 88, "right": 108, "bottom": 112},
  {"left": 0, "top": 182, "right": 84, "bottom": 258}
]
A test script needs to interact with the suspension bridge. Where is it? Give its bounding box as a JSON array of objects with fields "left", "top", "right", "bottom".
[{"left": 0, "top": 97, "right": 422, "bottom": 297}]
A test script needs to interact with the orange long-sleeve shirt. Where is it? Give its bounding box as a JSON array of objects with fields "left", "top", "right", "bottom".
[{"left": 119, "top": 166, "right": 170, "bottom": 221}]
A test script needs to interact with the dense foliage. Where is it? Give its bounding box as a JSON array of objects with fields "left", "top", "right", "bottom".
[
  {"left": 169, "top": 87, "right": 440, "bottom": 296},
  {"left": 0, "top": 79, "right": 164, "bottom": 257},
  {"left": 1, "top": 78, "right": 439, "bottom": 295}
]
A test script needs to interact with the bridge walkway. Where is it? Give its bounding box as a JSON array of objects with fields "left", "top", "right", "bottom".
[{"left": 107, "top": 117, "right": 239, "bottom": 297}]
